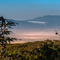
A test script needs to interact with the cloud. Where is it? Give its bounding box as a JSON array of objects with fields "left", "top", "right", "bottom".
[{"left": 28, "top": 21, "right": 48, "bottom": 24}]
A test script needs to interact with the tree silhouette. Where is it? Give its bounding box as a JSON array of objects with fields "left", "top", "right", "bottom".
[
  {"left": 6, "top": 37, "right": 17, "bottom": 44},
  {"left": 0, "top": 16, "right": 17, "bottom": 59}
]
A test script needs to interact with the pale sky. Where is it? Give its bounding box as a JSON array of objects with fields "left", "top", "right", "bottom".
[{"left": 0, "top": 0, "right": 60, "bottom": 20}]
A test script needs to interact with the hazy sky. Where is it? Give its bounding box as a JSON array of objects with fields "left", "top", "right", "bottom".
[{"left": 0, "top": 0, "right": 60, "bottom": 20}]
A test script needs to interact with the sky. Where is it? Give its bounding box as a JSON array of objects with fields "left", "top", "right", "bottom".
[
  {"left": 0, "top": 0, "right": 60, "bottom": 20},
  {"left": 0, "top": 0, "right": 60, "bottom": 43}
]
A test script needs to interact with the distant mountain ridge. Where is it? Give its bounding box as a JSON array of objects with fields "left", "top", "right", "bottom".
[
  {"left": 29, "top": 15, "right": 60, "bottom": 21},
  {"left": 8, "top": 15, "right": 60, "bottom": 30},
  {"left": 7, "top": 15, "right": 60, "bottom": 22}
]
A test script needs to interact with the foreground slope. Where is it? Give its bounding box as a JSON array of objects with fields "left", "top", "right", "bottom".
[{"left": 0, "top": 40, "right": 60, "bottom": 60}]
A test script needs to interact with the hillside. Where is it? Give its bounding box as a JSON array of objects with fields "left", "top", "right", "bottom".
[{"left": 0, "top": 40, "right": 60, "bottom": 60}]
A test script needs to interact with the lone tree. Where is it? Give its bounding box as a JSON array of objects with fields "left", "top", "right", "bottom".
[{"left": 0, "top": 16, "right": 17, "bottom": 59}]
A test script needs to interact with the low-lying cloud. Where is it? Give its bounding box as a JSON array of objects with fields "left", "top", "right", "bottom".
[{"left": 28, "top": 21, "right": 48, "bottom": 24}]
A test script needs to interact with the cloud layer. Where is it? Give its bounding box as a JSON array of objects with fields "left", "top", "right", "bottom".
[{"left": 28, "top": 21, "right": 48, "bottom": 24}]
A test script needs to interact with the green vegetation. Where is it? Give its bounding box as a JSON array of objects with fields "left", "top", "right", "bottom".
[{"left": 0, "top": 40, "right": 60, "bottom": 60}]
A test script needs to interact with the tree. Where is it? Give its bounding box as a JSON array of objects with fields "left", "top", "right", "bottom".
[
  {"left": 0, "top": 16, "right": 17, "bottom": 59},
  {"left": 6, "top": 37, "right": 17, "bottom": 44}
]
